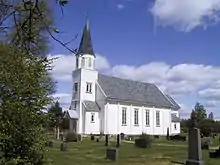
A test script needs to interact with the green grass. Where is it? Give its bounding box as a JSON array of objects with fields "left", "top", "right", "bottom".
[{"left": 46, "top": 137, "right": 220, "bottom": 165}]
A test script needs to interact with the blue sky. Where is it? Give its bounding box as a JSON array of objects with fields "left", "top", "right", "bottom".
[{"left": 49, "top": 0, "right": 220, "bottom": 119}]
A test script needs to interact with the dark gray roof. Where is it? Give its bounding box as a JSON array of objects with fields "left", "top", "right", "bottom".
[
  {"left": 171, "top": 114, "right": 181, "bottom": 122},
  {"left": 165, "top": 94, "right": 181, "bottom": 110},
  {"left": 76, "top": 19, "right": 95, "bottom": 56},
  {"left": 97, "top": 74, "right": 180, "bottom": 110},
  {"left": 83, "top": 101, "right": 100, "bottom": 111}
]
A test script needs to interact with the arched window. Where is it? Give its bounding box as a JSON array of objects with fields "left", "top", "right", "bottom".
[
  {"left": 88, "top": 58, "right": 92, "bottom": 68},
  {"left": 76, "top": 58, "right": 79, "bottom": 68},
  {"left": 81, "top": 57, "right": 85, "bottom": 68}
]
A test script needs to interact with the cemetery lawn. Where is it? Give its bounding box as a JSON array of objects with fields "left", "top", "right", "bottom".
[{"left": 46, "top": 138, "right": 220, "bottom": 165}]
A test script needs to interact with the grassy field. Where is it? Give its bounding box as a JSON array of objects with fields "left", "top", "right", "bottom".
[{"left": 46, "top": 137, "right": 220, "bottom": 165}]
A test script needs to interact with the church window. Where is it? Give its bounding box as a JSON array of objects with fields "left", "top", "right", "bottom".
[
  {"left": 146, "top": 110, "right": 150, "bottom": 126},
  {"left": 91, "top": 113, "right": 95, "bottom": 123},
  {"left": 76, "top": 58, "right": 79, "bottom": 68},
  {"left": 174, "top": 124, "right": 177, "bottom": 130},
  {"left": 122, "top": 107, "right": 127, "bottom": 125},
  {"left": 74, "top": 82, "right": 78, "bottom": 93},
  {"left": 156, "top": 111, "right": 160, "bottom": 127},
  {"left": 88, "top": 58, "right": 92, "bottom": 68},
  {"left": 134, "top": 108, "right": 139, "bottom": 126},
  {"left": 81, "top": 57, "right": 85, "bottom": 68},
  {"left": 86, "top": 82, "right": 92, "bottom": 93},
  {"left": 73, "top": 101, "right": 77, "bottom": 110}
]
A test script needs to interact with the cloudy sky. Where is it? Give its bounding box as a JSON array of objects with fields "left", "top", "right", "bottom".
[{"left": 49, "top": 0, "right": 220, "bottom": 119}]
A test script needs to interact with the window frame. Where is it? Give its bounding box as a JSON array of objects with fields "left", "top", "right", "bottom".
[
  {"left": 134, "top": 108, "right": 139, "bottom": 126},
  {"left": 122, "top": 107, "right": 127, "bottom": 126},
  {"left": 145, "top": 110, "right": 150, "bottom": 126},
  {"left": 156, "top": 111, "right": 160, "bottom": 127},
  {"left": 73, "top": 101, "right": 77, "bottom": 110},
  {"left": 74, "top": 82, "right": 78, "bottom": 93},
  {"left": 86, "top": 82, "right": 92, "bottom": 93},
  {"left": 91, "top": 113, "right": 95, "bottom": 123},
  {"left": 76, "top": 57, "right": 79, "bottom": 68},
  {"left": 81, "top": 57, "right": 85, "bottom": 68},
  {"left": 88, "top": 58, "right": 92, "bottom": 68}
]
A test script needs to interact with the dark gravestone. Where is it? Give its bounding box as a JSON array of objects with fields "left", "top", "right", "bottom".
[
  {"left": 60, "top": 142, "right": 67, "bottom": 151},
  {"left": 48, "top": 140, "right": 54, "bottom": 148},
  {"left": 120, "top": 133, "right": 125, "bottom": 140},
  {"left": 106, "top": 148, "right": 117, "bottom": 161},
  {"left": 201, "top": 139, "right": 211, "bottom": 150},
  {"left": 105, "top": 134, "right": 109, "bottom": 146},
  {"left": 186, "top": 128, "right": 204, "bottom": 165},
  {"left": 91, "top": 135, "right": 95, "bottom": 141},
  {"left": 209, "top": 147, "right": 220, "bottom": 158},
  {"left": 96, "top": 138, "right": 99, "bottom": 142},
  {"left": 116, "top": 134, "right": 120, "bottom": 148},
  {"left": 166, "top": 127, "right": 170, "bottom": 140},
  {"left": 78, "top": 134, "right": 82, "bottom": 141}
]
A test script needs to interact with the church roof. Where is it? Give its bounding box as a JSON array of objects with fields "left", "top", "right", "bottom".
[
  {"left": 76, "top": 19, "right": 95, "bottom": 56},
  {"left": 83, "top": 101, "right": 100, "bottom": 111},
  {"left": 165, "top": 94, "right": 181, "bottom": 110},
  {"left": 171, "top": 114, "right": 181, "bottom": 122},
  {"left": 66, "top": 110, "right": 78, "bottom": 119},
  {"left": 97, "top": 74, "right": 180, "bottom": 110}
]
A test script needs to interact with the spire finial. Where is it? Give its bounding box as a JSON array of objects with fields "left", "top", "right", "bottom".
[{"left": 86, "top": 12, "right": 89, "bottom": 30}]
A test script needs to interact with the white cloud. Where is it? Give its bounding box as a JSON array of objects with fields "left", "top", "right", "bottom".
[
  {"left": 117, "top": 4, "right": 125, "bottom": 10},
  {"left": 198, "top": 88, "right": 220, "bottom": 100},
  {"left": 50, "top": 53, "right": 220, "bottom": 118},
  {"left": 204, "top": 100, "right": 219, "bottom": 107},
  {"left": 48, "top": 54, "right": 110, "bottom": 82},
  {"left": 150, "top": 0, "right": 220, "bottom": 32},
  {"left": 52, "top": 93, "right": 72, "bottom": 109},
  {"left": 49, "top": 54, "right": 220, "bottom": 96},
  {"left": 110, "top": 62, "right": 220, "bottom": 96}
]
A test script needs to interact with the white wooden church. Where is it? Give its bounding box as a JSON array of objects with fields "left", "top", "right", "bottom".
[{"left": 65, "top": 19, "right": 181, "bottom": 136}]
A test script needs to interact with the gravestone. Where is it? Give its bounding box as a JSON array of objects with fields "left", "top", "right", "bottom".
[
  {"left": 91, "top": 135, "right": 95, "bottom": 141},
  {"left": 48, "top": 140, "right": 54, "bottom": 148},
  {"left": 106, "top": 148, "right": 118, "bottom": 161},
  {"left": 78, "top": 134, "right": 82, "bottom": 141},
  {"left": 186, "top": 117, "right": 204, "bottom": 165},
  {"left": 209, "top": 146, "right": 220, "bottom": 158},
  {"left": 60, "top": 142, "right": 67, "bottom": 151},
  {"left": 120, "top": 133, "right": 125, "bottom": 140},
  {"left": 166, "top": 127, "right": 170, "bottom": 140},
  {"left": 105, "top": 134, "right": 109, "bottom": 146},
  {"left": 96, "top": 138, "right": 99, "bottom": 142},
  {"left": 116, "top": 134, "right": 120, "bottom": 148}
]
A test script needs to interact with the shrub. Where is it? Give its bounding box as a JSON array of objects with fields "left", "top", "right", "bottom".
[
  {"left": 135, "top": 134, "right": 152, "bottom": 148},
  {"left": 154, "top": 135, "right": 160, "bottom": 139},
  {"left": 169, "top": 134, "right": 186, "bottom": 141},
  {"left": 65, "top": 132, "right": 78, "bottom": 142}
]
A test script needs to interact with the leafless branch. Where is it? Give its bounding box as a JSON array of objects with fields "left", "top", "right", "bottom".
[{"left": 0, "top": 0, "right": 77, "bottom": 55}]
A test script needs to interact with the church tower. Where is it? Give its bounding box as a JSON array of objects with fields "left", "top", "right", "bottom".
[
  {"left": 75, "top": 19, "right": 95, "bottom": 70},
  {"left": 70, "top": 18, "right": 98, "bottom": 134}
]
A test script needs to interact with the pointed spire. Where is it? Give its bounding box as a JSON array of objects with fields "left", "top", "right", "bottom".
[{"left": 77, "top": 14, "right": 95, "bottom": 57}]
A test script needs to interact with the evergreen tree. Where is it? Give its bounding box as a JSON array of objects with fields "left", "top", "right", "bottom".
[
  {"left": 48, "top": 101, "right": 64, "bottom": 139},
  {"left": 192, "top": 102, "right": 207, "bottom": 122}
]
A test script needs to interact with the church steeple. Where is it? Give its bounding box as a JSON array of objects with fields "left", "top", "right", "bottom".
[
  {"left": 75, "top": 17, "right": 96, "bottom": 70},
  {"left": 77, "top": 17, "right": 95, "bottom": 57}
]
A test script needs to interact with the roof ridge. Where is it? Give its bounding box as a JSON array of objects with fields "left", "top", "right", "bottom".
[{"left": 98, "top": 73, "right": 154, "bottom": 86}]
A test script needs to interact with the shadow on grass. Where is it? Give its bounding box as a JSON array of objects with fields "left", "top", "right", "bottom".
[{"left": 170, "top": 160, "right": 185, "bottom": 164}]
